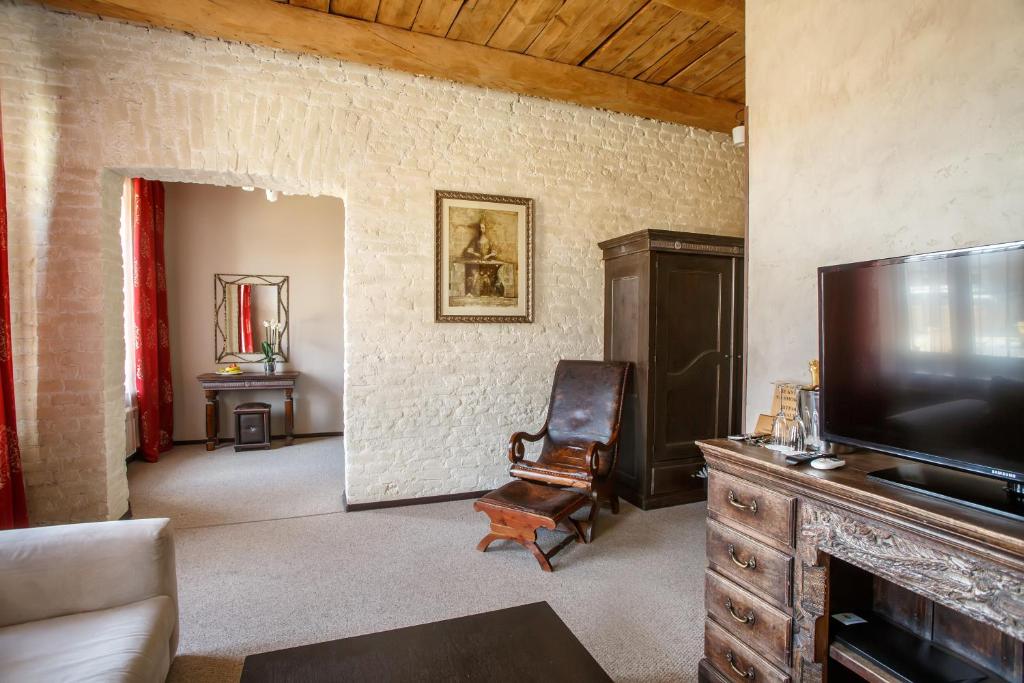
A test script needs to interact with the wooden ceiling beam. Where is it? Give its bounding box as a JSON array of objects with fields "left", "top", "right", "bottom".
[
  {"left": 653, "top": 0, "right": 743, "bottom": 34},
  {"left": 39, "top": 0, "right": 741, "bottom": 132}
]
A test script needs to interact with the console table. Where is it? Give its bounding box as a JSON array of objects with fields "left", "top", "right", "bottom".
[
  {"left": 696, "top": 438, "right": 1023, "bottom": 683},
  {"left": 196, "top": 372, "right": 300, "bottom": 451}
]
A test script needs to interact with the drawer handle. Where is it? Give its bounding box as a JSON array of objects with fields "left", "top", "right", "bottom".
[
  {"left": 725, "top": 598, "right": 756, "bottom": 625},
  {"left": 725, "top": 651, "right": 756, "bottom": 679},
  {"left": 727, "top": 544, "right": 757, "bottom": 570},
  {"left": 728, "top": 490, "right": 758, "bottom": 513}
]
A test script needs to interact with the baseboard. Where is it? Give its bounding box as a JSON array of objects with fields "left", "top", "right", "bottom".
[
  {"left": 173, "top": 431, "right": 344, "bottom": 446},
  {"left": 345, "top": 489, "right": 489, "bottom": 512}
]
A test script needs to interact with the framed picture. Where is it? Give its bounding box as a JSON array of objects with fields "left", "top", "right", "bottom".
[{"left": 435, "top": 190, "right": 534, "bottom": 323}]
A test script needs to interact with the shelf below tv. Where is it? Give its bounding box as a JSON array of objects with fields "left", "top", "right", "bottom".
[
  {"left": 868, "top": 462, "right": 1024, "bottom": 523},
  {"left": 830, "top": 613, "right": 999, "bottom": 683}
]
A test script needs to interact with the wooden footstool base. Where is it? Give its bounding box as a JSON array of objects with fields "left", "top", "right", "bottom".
[{"left": 473, "top": 480, "right": 590, "bottom": 572}]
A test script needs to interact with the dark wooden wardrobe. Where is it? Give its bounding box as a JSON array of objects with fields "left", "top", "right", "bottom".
[{"left": 599, "top": 230, "right": 744, "bottom": 510}]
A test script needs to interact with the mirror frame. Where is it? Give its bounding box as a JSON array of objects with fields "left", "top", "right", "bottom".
[{"left": 214, "top": 274, "right": 290, "bottom": 363}]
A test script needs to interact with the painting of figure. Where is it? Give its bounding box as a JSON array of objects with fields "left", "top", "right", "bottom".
[{"left": 435, "top": 191, "right": 534, "bottom": 322}]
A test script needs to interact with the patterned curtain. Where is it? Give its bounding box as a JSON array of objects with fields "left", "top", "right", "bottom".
[
  {"left": 0, "top": 99, "right": 28, "bottom": 528},
  {"left": 133, "top": 179, "right": 173, "bottom": 462}
]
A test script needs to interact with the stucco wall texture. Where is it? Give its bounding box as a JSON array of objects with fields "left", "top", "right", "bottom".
[{"left": 745, "top": 0, "right": 1024, "bottom": 426}]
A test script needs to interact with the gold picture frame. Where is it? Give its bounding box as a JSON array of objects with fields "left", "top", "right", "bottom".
[{"left": 435, "top": 190, "right": 534, "bottom": 323}]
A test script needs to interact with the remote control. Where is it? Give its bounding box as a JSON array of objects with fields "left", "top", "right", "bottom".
[{"left": 785, "top": 452, "right": 818, "bottom": 465}]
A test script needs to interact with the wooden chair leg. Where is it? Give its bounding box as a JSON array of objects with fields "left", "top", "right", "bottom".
[
  {"left": 585, "top": 496, "right": 600, "bottom": 542},
  {"left": 568, "top": 517, "right": 588, "bottom": 545},
  {"left": 476, "top": 533, "right": 502, "bottom": 552},
  {"left": 610, "top": 492, "right": 620, "bottom": 515},
  {"left": 522, "top": 540, "right": 553, "bottom": 572}
]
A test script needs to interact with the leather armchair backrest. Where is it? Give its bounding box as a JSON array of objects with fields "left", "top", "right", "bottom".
[{"left": 539, "top": 360, "right": 629, "bottom": 467}]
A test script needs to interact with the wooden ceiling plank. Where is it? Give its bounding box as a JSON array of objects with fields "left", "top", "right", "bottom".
[
  {"left": 610, "top": 12, "right": 705, "bottom": 79},
  {"left": 637, "top": 23, "right": 731, "bottom": 84},
  {"left": 447, "top": 0, "right": 517, "bottom": 44},
  {"left": 328, "top": 0, "right": 380, "bottom": 20},
  {"left": 652, "top": 0, "right": 743, "bottom": 33},
  {"left": 487, "top": 0, "right": 566, "bottom": 53},
  {"left": 523, "top": 0, "right": 594, "bottom": 60},
  {"left": 719, "top": 78, "right": 744, "bottom": 104},
  {"left": 41, "top": 0, "right": 741, "bottom": 130},
  {"left": 292, "top": 0, "right": 331, "bottom": 11},
  {"left": 694, "top": 57, "right": 743, "bottom": 97},
  {"left": 411, "top": 0, "right": 465, "bottom": 35},
  {"left": 582, "top": 2, "right": 677, "bottom": 72},
  {"left": 552, "top": 0, "right": 650, "bottom": 66},
  {"left": 376, "top": 0, "right": 423, "bottom": 28},
  {"left": 666, "top": 32, "right": 743, "bottom": 91}
]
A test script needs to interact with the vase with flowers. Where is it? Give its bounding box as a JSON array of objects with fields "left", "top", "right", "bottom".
[{"left": 261, "top": 319, "right": 283, "bottom": 374}]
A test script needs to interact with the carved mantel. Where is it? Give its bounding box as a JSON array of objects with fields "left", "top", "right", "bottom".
[{"left": 697, "top": 439, "right": 1024, "bottom": 683}]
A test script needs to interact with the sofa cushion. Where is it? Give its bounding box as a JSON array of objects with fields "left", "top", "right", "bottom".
[{"left": 0, "top": 595, "right": 175, "bottom": 683}]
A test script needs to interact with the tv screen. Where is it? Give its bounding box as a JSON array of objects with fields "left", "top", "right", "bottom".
[{"left": 819, "top": 241, "right": 1024, "bottom": 483}]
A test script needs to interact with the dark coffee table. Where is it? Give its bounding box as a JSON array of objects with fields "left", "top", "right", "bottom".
[{"left": 240, "top": 602, "right": 611, "bottom": 682}]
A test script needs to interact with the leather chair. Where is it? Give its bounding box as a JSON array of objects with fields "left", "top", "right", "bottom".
[{"left": 508, "top": 359, "right": 630, "bottom": 537}]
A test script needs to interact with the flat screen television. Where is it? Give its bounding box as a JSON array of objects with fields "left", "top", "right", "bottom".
[{"left": 818, "top": 241, "right": 1024, "bottom": 492}]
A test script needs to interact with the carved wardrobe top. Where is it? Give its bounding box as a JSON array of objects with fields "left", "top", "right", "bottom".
[{"left": 597, "top": 229, "right": 744, "bottom": 260}]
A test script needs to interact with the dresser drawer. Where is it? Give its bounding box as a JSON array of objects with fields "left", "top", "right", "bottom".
[
  {"left": 705, "top": 618, "right": 790, "bottom": 683},
  {"left": 706, "top": 569, "right": 792, "bottom": 669},
  {"left": 708, "top": 470, "right": 795, "bottom": 547},
  {"left": 707, "top": 519, "right": 793, "bottom": 608}
]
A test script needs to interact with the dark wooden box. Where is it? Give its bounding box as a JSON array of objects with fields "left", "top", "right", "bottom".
[{"left": 234, "top": 402, "right": 271, "bottom": 451}]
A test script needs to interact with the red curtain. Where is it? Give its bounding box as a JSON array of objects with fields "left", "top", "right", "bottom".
[
  {"left": 133, "top": 179, "right": 173, "bottom": 462},
  {"left": 239, "top": 283, "right": 254, "bottom": 353},
  {"left": 0, "top": 99, "right": 28, "bottom": 528}
]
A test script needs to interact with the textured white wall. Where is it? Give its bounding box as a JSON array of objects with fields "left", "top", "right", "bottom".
[
  {"left": 0, "top": 1, "right": 744, "bottom": 521},
  {"left": 745, "top": 0, "right": 1024, "bottom": 426},
  {"left": 163, "top": 183, "right": 345, "bottom": 440}
]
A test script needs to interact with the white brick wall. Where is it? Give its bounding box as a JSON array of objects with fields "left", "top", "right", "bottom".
[{"left": 0, "top": 1, "right": 745, "bottom": 521}]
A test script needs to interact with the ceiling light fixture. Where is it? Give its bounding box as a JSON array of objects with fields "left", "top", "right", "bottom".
[{"left": 265, "top": 189, "right": 279, "bottom": 202}]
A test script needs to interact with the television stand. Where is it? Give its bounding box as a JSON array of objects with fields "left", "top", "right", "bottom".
[
  {"left": 695, "top": 439, "right": 1023, "bottom": 683},
  {"left": 869, "top": 463, "right": 1024, "bottom": 523}
]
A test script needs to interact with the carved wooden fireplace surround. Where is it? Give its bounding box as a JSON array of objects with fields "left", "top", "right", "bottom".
[{"left": 696, "top": 439, "right": 1023, "bottom": 683}]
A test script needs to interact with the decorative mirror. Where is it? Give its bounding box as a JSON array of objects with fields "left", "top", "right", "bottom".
[{"left": 215, "top": 274, "right": 289, "bottom": 362}]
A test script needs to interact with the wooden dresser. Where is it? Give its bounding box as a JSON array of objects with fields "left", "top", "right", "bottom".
[{"left": 696, "top": 439, "right": 1024, "bottom": 683}]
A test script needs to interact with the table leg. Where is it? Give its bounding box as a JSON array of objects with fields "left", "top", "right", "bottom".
[
  {"left": 284, "top": 387, "right": 294, "bottom": 446},
  {"left": 204, "top": 389, "right": 219, "bottom": 451}
]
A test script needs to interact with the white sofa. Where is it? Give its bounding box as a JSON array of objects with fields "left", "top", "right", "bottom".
[{"left": 0, "top": 518, "right": 178, "bottom": 682}]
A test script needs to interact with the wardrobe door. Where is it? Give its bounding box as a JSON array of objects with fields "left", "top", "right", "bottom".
[
  {"left": 603, "top": 252, "right": 649, "bottom": 493},
  {"left": 652, "top": 254, "right": 736, "bottom": 463}
]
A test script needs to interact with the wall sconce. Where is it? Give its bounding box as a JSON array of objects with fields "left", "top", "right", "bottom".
[
  {"left": 732, "top": 125, "right": 745, "bottom": 147},
  {"left": 732, "top": 108, "right": 745, "bottom": 147}
]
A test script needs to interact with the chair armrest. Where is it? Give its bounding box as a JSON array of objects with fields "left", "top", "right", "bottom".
[
  {"left": 507, "top": 428, "right": 547, "bottom": 463},
  {"left": 0, "top": 518, "right": 177, "bottom": 632},
  {"left": 583, "top": 427, "right": 621, "bottom": 476}
]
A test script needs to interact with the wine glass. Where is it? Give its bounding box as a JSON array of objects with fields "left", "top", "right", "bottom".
[
  {"left": 771, "top": 410, "right": 788, "bottom": 446},
  {"left": 788, "top": 414, "right": 807, "bottom": 452}
]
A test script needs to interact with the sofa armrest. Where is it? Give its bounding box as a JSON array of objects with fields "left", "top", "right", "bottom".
[{"left": 0, "top": 518, "right": 177, "bottom": 633}]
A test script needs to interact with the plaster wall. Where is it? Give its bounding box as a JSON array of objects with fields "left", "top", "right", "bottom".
[
  {"left": 745, "top": 0, "right": 1024, "bottom": 424},
  {"left": 163, "top": 183, "right": 345, "bottom": 440}
]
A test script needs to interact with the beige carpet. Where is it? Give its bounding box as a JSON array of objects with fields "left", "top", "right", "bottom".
[
  {"left": 127, "top": 437, "right": 346, "bottom": 529},
  {"left": 128, "top": 439, "right": 707, "bottom": 682}
]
